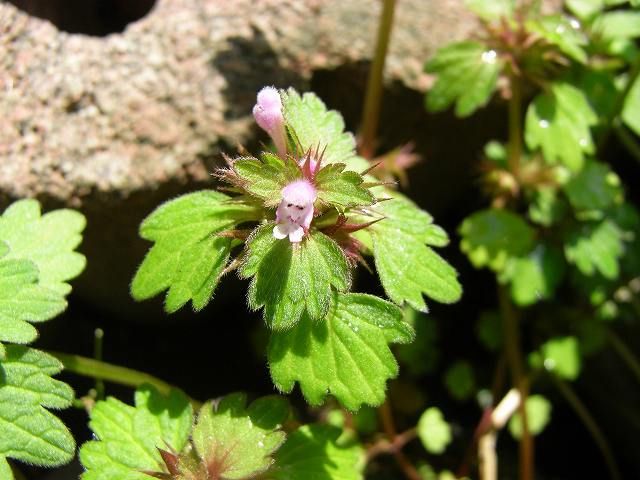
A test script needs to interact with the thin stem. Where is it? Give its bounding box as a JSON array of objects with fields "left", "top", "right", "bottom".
[
  {"left": 597, "top": 57, "right": 640, "bottom": 150},
  {"left": 607, "top": 329, "right": 640, "bottom": 384},
  {"left": 507, "top": 74, "right": 523, "bottom": 180},
  {"left": 93, "top": 328, "right": 105, "bottom": 400},
  {"left": 366, "top": 427, "right": 417, "bottom": 460},
  {"left": 498, "top": 286, "right": 533, "bottom": 480},
  {"left": 614, "top": 123, "right": 640, "bottom": 165},
  {"left": 478, "top": 430, "right": 497, "bottom": 480},
  {"left": 48, "top": 351, "right": 201, "bottom": 409},
  {"left": 551, "top": 375, "right": 621, "bottom": 480},
  {"left": 358, "top": 0, "right": 397, "bottom": 159},
  {"left": 378, "top": 401, "right": 421, "bottom": 480}
]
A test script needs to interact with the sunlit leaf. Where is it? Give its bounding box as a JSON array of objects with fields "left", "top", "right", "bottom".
[
  {"left": 564, "top": 220, "right": 624, "bottom": 279},
  {"left": 268, "top": 293, "right": 414, "bottom": 410},
  {"left": 418, "top": 407, "right": 452, "bottom": 454},
  {"left": 425, "top": 41, "right": 502, "bottom": 117},
  {"left": 240, "top": 226, "right": 350, "bottom": 329},
  {"left": 509, "top": 395, "right": 552, "bottom": 438},
  {"left": 525, "top": 82, "right": 597, "bottom": 171}
]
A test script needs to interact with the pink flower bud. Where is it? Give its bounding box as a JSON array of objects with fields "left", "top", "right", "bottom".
[
  {"left": 273, "top": 179, "right": 317, "bottom": 243},
  {"left": 253, "top": 86, "right": 287, "bottom": 158}
]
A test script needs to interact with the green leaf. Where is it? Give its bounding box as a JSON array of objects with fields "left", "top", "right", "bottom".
[
  {"left": 501, "top": 244, "right": 565, "bottom": 306},
  {"left": 397, "top": 310, "right": 440, "bottom": 376},
  {"left": 566, "top": 0, "right": 604, "bottom": 20},
  {"left": 190, "top": 393, "right": 288, "bottom": 479},
  {"left": 564, "top": 160, "right": 622, "bottom": 212},
  {"left": 525, "top": 83, "right": 597, "bottom": 171},
  {"left": 526, "top": 15, "right": 588, "bottom": 63},
  {"left": 418, "top": 407, "right": 452, "bottom": 454},
  {"left": 425, "top": 41, "right": 502, "bottom": 117},
  {"left": 465, "top": 0, "right": 514, "bottom": 20},
  {"left": 459, "top": 209, "right": 536, "bottom": 272},
  {"left": 0, "top": 199, "right": 85, "bottom": 296},
  {"left": 0, "top": 257, "right": 67, "bottom": 347},
  {"left": 444, "top": 361, "right": 476, "bottom": 401},
  {"left": 508, "top": 395, "right": 552, "bottom": 438},
  {"left": 231, "top": 153, "right": 301, "bottom": 206},
  {"left": 0, "top": 346, "right": 74, "bottom": 469},
  {"left": 80, "top": 385, "right": 193, "bottom": 479},
  {"left": 622, "top": 74, "right": 640, "bottom": 136},
  {"left": 240, "top": 225, "right": 350, "bottom": 329},
  {"left": 131, "top": 191, "right": 256, "bottom": 313},
  {"left": 0, "top": 457, "right": 11, "bottom": 480},
  {"left": 315, "top": 163, "right": 375, "bottom": 209},
  {"left": 532, "top": 336, "right": 582, "bottom": 380},
  {"left": 367, "top": 193, "right": 461, "bottom": 311},
  {"left": 271, "top": 424, "right": 364, "bottom": 480},
  {"left": 281, "top": 89, "right": 365, "bottom": 171},
  {"left": 564, "top": 220, "right": 624, "bottom": 279},
  {"left": 593, "top": 11, "right": 640, "bottom": 40},
  {"left": 268, "top": 293, "right": 414, "bottom": 410},
  {"left": 528, "top": 187, "right": 567, "bottom": 227}
]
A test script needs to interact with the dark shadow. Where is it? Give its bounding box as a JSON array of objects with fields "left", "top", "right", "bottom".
[
  {"left": 211, "top": 28, "right": 305, "bottom": 120},
  {"left": 7, "top": 0, "right": 156, "bottom": 36}
]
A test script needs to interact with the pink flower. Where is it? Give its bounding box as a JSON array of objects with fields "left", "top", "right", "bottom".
[
  {"left": 253, "top": 87, "right": 287, "bottom": 158},
  {"left": 273, "top": 179, "right": 317, "bottom": 243}
]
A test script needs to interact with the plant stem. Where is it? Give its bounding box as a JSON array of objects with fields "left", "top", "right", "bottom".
[
  {"left": 48, "top": 350, "right": 201, "bottom": 409},
  {"left": 366, "top": 427, "right": 417, "bottom": 460},
  {"left": 607, "top": 329, "right": 640, "bottom": 384},
  {"left": 551, "top": 375, "right": 621, "bottom": 480},
  {"left": 498, "top": 286, "right": 533, "bottom": 480},
  {"left": 378, "top": 401, "right": 421, "bottom": 480},
  {"left": 614, "top": 123, "right": 640, "bottom": 165},
  {"left": 508, "top": 74, "right": 522, "bottom": 180},
  {"left": 93, "top": 328, "right": 105, "bottom": 400},
  {"left": 597, "top": 57, "right": 640, "bottom": 150},
  {"left": 358, "top": 0, "right": 397, "bottom": 159}
]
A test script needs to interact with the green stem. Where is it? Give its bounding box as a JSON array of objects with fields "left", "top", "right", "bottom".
[
  {"left": 508, "top": 74, "right": 522, "bottom": 180},
  {"left": 607, "top": 329, "right": 640, "bottom": 384},
  {"left": 498, "top": 286, "right": 533, "bottom": 480},
  {"left": 614, "top": 123, "right": 640, "bottom": 165},
  {"left": 358, "top": 0, "right": 397, "bottom": 159},
  {"left": 93, "top": 328, "right": 105, "bottom": 400},
  {"left": 551, "top": 375, "right": 621, "bottom": 480},
  {"left": 48, "top": 350, "right": 201, "bottom": 409},
  {"left": 597, "top": 57, "right": 640, "bottom": 150}
]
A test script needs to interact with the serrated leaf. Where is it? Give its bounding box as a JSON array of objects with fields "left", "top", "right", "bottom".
[
  {"left": 281, "top": 89, "right": 362, "bottom": 171},
  {"left": 622, "top": 74, "right": 640, "bottom": 136},
  {"left": 190, "top": 393, "right": 288, "bottom": 479},
  {"left": 80, "top": 385, "right": 193, "bottom": 479},
  {"left": 268, "top": 293, "right": 414, "bottom": 411},
  {"left": 0, "top": 257, "right": 67, "bottom": 347},
  {"left": 509, "top": 395, "right": 552, "bottom": 438},
  {"left": 0, "top": 457, "right": 11, "bottom": 479},
  {"left": 240, "top": 225, "right": 350, "bottom": 329},
  {"left": 270, "top": 424, "right": 364, "bottom": 480},
  {"left": 501, "top": 244, "right": 565, "bottom": 306},
  {"left": 132, "top": 191, "right": 256, "bottom": 313},
  {"left": 533, "top": 336, "right": 582, "bottom": 380},
  {"left": 564, "top": 219, "right": 624, "bottom": 279},
  {"left": 418, "top": 407, "right": 452, "bottom": 455},
  {"left": 232, "top": 153, "right": 301, "bottom": 206},
  {"left": 425, "top": 41, "right": 502, "bottom": 117},
  {"left": 564, "top": 160, "right": 622, "bottom": 212},
  {"left": 525, "top": 83, "right": 597, "bottom": 171},
  {"left": 0, "top": 346, "right": 74, "bottom": 468},
  {"left": 527, "top": 15, "right": 588, "bottom": 63},
  {"left": 444, "top": 361, "right": 475, "bottom": 401},
  {"left": 593, "top": 11, "right": 640, "bottom": 40},
  {"left": 0, "top": 199, "right": 86, "bottom": 295},
  {"left": 459, "top": 209, "right": 536, "bottom": 272},
  {"left": 465, "top": 0, "right": 514, "bottom": 20},
  {"left": 367, "top": 194, "right": 460, "bottom": 311},
  {"left": 315, "top": 163, "right": 375, "bottom": 209}
]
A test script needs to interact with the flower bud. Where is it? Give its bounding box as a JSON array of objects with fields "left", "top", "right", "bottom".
[{"left": 253, "top": 86, "right": 287, "bottom": 158}]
